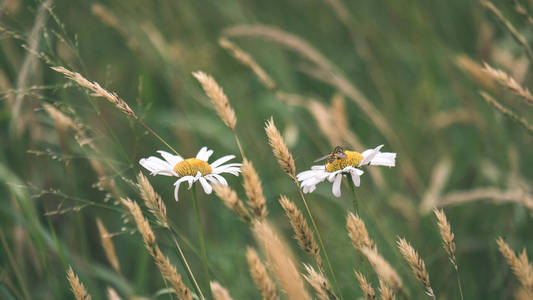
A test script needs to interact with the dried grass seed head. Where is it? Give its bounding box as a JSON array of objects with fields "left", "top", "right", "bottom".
[
  {"left": 213, "top": 184, "right": 251, "bottom": 222},
  {"left": 279, "top": 195, "right": 322, "bottom": 266},
  {"left": 137, "top": 171, "right": 168, "bottom": 227},
  {"left": 361, "top": 247, "right": 403, "bottom": 291},
  {"left": 265, "top": 117, "right": 295, "bottom": 177},
  {"left": 66, "top": 266, "right": 92, "bottom": 300},
  {"left": 396, "top": 238, "right": 434, "bottom": 298},
  {"left": 96, "top": 218, "right": 120, "bottom": 272},
  {"left": 246, "top": 247, "right": 279, "bottom": 300},
  {"left": 346, "top": 212, "right": 376, "bottom": 253},
  {"left": 193, "top": 71, "right": 237, "bottom": 129},
  {"left": 354, "top": 270, "right": 376, "bottom": 300},
  {"left": 253, "top": 221, "right": 311, "bottom": 300},
  {"left": 242, "top": 159, "right": 267, "bottom": 220}
]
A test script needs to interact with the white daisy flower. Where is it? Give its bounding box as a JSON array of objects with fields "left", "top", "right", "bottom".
[
  {"left": 297, "top": 145, "right": 396, "bottom": 197},
  {"left": 139, "top": 147, "right": 241, "bottom": 201}
]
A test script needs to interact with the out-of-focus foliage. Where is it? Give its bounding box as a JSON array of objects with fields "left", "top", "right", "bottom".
[{"left": 1, "top": 0, "right": 533, "bottom": 299}]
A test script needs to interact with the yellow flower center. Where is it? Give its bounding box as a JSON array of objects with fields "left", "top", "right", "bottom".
[
  {"left": 173, "top": 158, "right": 212, "bottom": 177},
  {"left": 325, "top": 150, "right": 363, "bottom": 172}
]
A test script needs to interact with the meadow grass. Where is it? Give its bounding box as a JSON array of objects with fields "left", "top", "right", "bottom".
[{"left": 1, "top": 0, "right": 533, "bottom": 299}]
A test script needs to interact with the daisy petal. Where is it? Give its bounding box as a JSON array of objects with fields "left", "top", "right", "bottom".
[
  {"left": 196, "top": 147, "right": 208, "bottom": 160},
  {"left": 360, "top": 145, "right": 384, "bottom": 166},
  {"left": 157, "top": 150, "right": 183, "bottom": 165},
  {"left": 332, "top": 174, "right": 342, "bottom": 197},
  {"left": 210, "top": 155, "right": 235, "bottom": 168},
  {"left": 198, "top": 177, "right": 212, "bottom": 194},
  {"left": 350, "top": 169, "right": 361, "bottom": 187},
  {"left": 369, "top": 152, "right": 396, "bottom": 167},
  {"left": 174, "top": 177, "right": 190, "bottom": 201},
  {"left": 209, "top": 174, "right": 228, "bottom": 185},
  {"left": 139, "top": 157, "right": 174, "bottom": 176}
]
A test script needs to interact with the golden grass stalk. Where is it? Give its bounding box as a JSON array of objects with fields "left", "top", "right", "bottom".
[
  {"left": 420, "top": 158, "right": 452, "bottom": 214},
  {"left": 354, "top": 271, "right": 376, "bottom": 300},
  {"left": 136, "top": 171, "right": 168, "bottom": 227},
  {"left": 480, "top": 0, "right": 533, "bottom": 61},
  {"left": 482, "top": 63, "right": 533, "bottom": 105},
  {"left": 346, "top": 212, "right": 376, "bottom": 254},
  {"left": 96, "top": 218, "right": 120, "bottom": 272},
  {"left": 106, "top": 287, "right": 122, "bottom": 300},
  {"left": 479, "top": 92, "right": 533, "bottom": 136},
  {"left": 279, "top": 195, "right": 322, "bottom": 267},
  {"left": 241, "top": 159, "right": 267, "bottom": 220},
  {"left": 66, "top": 266, "right": 92, "bottom": 300},
  {"left": 219, "top": 38, "right": 276, "bottom": 90},
  {"left": 433, "top": 209, "right": 457, "bottom": 267},
  {"left": 396, "top": 238, "right": 435, "bottom": 299},
  {"left": 378, "top": 280, "right": 395, "bottom": 300},
  {"left": 264, "top": 117, "right": 295, "bottom": 177},
  {"left": 121, "top": 198, "right": 193, "bottom": 300},
  {"left": 455, "top": 55, "right": 496, "bottom": 90},
  {"left": 51, "top": 67, "right": 136, "bottom": 118},
  {"left": 496, "top": 237, "right": 533, "bottom": 293},
  {"left": 213, "top": 184, "right": 252, "bottom": 222},
  {"left": 303, "top": 264, "right": 337, "bottom": 300},
  {"left": 246, "top": 247, "right": 279, "bottom": 300},
  {"left": 192, "top": 71, "right": 237, "bottom": 130},
  {"left": 52, "top": 66, "right": 179, "bottom": 155},
  {"left": 253, "top": 221, "right": 311, "bottom": 300},
  {"left": 360, "top": 247, "right": 403, "bottom": 292},
  {"left": 210, "top": 281, "right": 234, "bottom": 300}
]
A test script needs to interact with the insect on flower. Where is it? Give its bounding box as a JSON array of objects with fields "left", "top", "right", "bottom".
[
  {"left": 139, "top": 147, "right": 242, "bottom": 201},
  {"left": 297, "top": 145, "right": 396, "bottom": 197}
]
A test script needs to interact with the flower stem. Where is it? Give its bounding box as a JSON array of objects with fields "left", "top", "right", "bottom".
[
  {"left": 294, "top": 179, "right": 343, "bottom": 300},
  {"left": 454, "top": 264, "right": 465, "bottom": 300},
  {"left": 191, "top": 184, "right": 211, "bottom": 299},
  {"left": 166, "top": 227, "right": 205, "bottom": 300},
  {"left": 348, "top": 177, "right": 358, "bottom": 214}
]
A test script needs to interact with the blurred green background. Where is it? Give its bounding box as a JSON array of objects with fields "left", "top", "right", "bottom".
[{"left": 1, "top": 0, "right": 533, "bottom": 299}]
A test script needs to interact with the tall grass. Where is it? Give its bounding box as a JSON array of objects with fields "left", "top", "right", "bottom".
[{"left": 1, "top": 0, "right": 533, "bottom": 299}]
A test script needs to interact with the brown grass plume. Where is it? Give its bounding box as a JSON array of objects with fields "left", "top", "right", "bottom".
[
  {"left": 433, "top": 209, "right": 457, "bottom": 268},
  {"left": 193, "top": 71, "right": 237, "bottom": 129},
  {"left": 96, "top": 218, "right": 120, "bottom": 272},
  {"left": 347, "top": 213, "right": 376, "bottom": 254},
  {"left": 246, "top": 247, "right": 279, "bottom": 300},
  {"left": 242, "top": 159, "right": 267, "bottom": 220},
  {"left": 361, "top": 247, "right": 403, "bottom": 292},
  {"left": 121, "top": 198, "right": 193, "bottom": 300},
  {"left": 66, "top": 266, "right": 92, "bottom": 300},
  {"left": 303, "top": 264, "right": 337, "bottom": 300},
  {"left": 264, "top": 117, "right": 295, "bottom": 177},
  {"left": 354, "top": 270, "right": 376, "bottom": 300},
  {"left": 496, "top": 237, "right": 533, "bottom": 293},
  {"left": 51, "top": 66, "right": 136, "bottom": 118},
  {"left": 210, "top": 281, "right": 235, "bottom": 300},
  {"left": 253, "top": 221, "right": 310, "bottom": 300},
  {"left": 279, "top": 195, "right": 322, "bottom": 267},
  {"left": 137, "top": 171, "right": 168, "bottom": 227},
  {"left": 396, "top": 238, "right": 435, "bottom": 299},
  {"left": 213, "top": 184, "right": 251, "bottom": 222}
]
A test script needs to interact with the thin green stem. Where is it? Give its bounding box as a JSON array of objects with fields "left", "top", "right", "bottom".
[
  {"left": 294, "top": 179, "right": 343, "bottom": 300},
  {"left": 166, "top": 227, "right": 205, "bottom": 300},
  {"left": 191, "top": 185, "right": 211, "bottom": 299},
  {"left": 454, "top": 265, "right": 465, "bottom": 300},
  {"left": 231, "top": 128, "right": 246, "bottom": 160},
  {"left": 135, "top": 117, "right": 181, "bottom": 156},
  {"left": 348, "top": 177, "right": 359, "bottom": 214}
]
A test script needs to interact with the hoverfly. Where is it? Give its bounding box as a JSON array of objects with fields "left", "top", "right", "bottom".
[{"left": 314, "top": 146, "right": 347, "bottom": 164}]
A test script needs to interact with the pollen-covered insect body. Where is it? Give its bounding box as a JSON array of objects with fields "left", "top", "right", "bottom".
[{"left": 314, "top": 146, "right": 347, "bottom": 164}]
